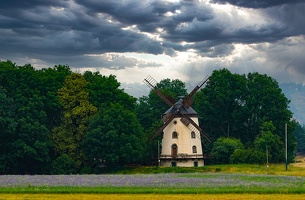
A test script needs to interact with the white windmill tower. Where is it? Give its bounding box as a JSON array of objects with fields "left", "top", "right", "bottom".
[{"left": 144, "top": 76, "right": 211, "bottom": 167}]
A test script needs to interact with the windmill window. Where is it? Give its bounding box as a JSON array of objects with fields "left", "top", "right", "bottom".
[
  {"left": 173, "top": 120, "right": 177, "bottom": 125},
  {"left": 191, "top": 131, "right": 196, "bottom": 138},
  {"left": 172, "top": 131, "right": 178, "bottom": 139},
  {"left": 192, "top": 145, "right": 197, "bottom": 153}
]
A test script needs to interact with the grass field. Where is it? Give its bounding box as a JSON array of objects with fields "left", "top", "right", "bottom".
[
  {"left": 1, "top": 164, "right": 305, "bottom": 199},
  {"left": 102, "top": 163, "right": 305, "bottom": 176},
  {"left": 2, "top": 194, "right": 305, "bottom": 200}
]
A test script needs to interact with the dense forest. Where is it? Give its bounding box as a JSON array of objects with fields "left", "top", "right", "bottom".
[{"left": 1, "top": 60, "right": 305, "bottom": 174}]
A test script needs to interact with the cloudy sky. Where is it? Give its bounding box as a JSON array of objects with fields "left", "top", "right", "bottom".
[{"left": 1, "top": 0, "right": 305, "bottom": 97}]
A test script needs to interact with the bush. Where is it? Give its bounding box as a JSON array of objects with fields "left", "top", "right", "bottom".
[
  {"left": 80, "top": 166, "right": 93, "bottom": 174},
  {"left": 211, "top": 137, "right": 244, "bottom": 164},
  {"left": 230, "top": 149, "right": 265, "bottom": 164},
  {"left": 51, "top": 154, "right": 78, "bottom": 174}
]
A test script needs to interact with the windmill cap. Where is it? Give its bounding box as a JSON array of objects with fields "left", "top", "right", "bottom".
[{"left": 164, "top": 99, "right": 198, "bottom": 115}]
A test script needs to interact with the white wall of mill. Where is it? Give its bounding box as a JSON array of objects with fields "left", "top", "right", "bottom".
[{"left": 161, "top": 117, "right": 203, "bottom": 156}]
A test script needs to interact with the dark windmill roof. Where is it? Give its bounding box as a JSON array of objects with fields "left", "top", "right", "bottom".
[{"left": 164, "top": 99, "right": 198, "bottom": 116}]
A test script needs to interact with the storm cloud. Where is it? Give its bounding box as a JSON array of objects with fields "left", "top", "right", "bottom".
[{"left": 0, "top": 0, "right": 305, "bottom": 96}]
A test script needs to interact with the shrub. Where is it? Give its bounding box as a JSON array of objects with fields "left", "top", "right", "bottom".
[
  {"left": 51, "top": 154, "right": 78, "bottom": 174},
  {"left": 211, "top": 137, "right": 244, "bottom": 164},
  {"left": 230, "top": 149, "right": 265, "bottom": 164}
]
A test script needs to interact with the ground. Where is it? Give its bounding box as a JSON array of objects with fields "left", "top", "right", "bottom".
[{"left": 292, "top": 153, "right": 305, "bottom": 168}]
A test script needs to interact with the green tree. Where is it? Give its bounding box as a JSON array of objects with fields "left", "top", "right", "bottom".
[
  {"left": 83, "top": 103, "right": 146, "bottom": 166},
  {"left": 194, "top": 69, "right": 295, "bottom": 159},
  {"left": 83, "top": 71, "right": 136, "bottom": 110},
  {"left": 194, "top": 69, "right": 247, "bottom": 141},
  {"left": 52, "top": 73, "right": 98, "bottom": 169},
  {"left": 0, "top": 86, "right": 18, "bottom": 173},
  {"left": 211, "top": 137, "right": 244, "bottom": 164},
  {"left": 0, "top": 63, "right": 52, "bottom": 174},
  {"left": 244, "top": 73, "right": 292, "bottom": 144},
  {"left": 294, "top": 122, "right": 305, "bottom": 153},
  {"left": 254, "top": 121, "right": 285, "bottom": 163},
  {"left": 37, "top": 65, "right": 71, "bottom": 130}
]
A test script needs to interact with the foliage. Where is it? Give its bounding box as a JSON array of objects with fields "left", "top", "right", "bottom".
[
  {"left": 254, "top": 121, "right": 285, "bottom": 163},
  {"left": 194, "top": 69, "right": 247, "bottom": 140},
  {"left": 0, "top": 60, "right": 300, "bottom": 173},
  {"left": 0, "top": 86, "right": 18, "bottom": 173},
  {"left": 211, "top": 137, "right": 244, "bottom": 164},
  {"left": 230, "top": 149, "right": 265, "bottom": 164},
  {"left": 83, "top": 71, "right": 136, "bottom": 110},
  {"left": 51, "top": 154, "right": 78, "bottom": 175},
  {"left": 0, "top": 62, "right": 52, "bottom": 174},
  {"left": 37, "top": 65, "right": 71, "bottom": 130},
  {"left": 83, "top": 103, "right": 146, "bottom": 166},
  {"left": 52, "top": 73, "right": 98, "bottom": 169},
  {"left": 0, "top": 60, "right": 148, "bottom": 174},
  {"left": 294, "top": 122, "right": 305, "bottom": 153},
  {"left": 194, "top": 69, "right": 295, "bottom": 161}
]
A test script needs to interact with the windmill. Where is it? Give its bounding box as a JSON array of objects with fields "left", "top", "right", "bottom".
[{"left": 144, "top": 75, "right": 210, "bottom": 167}]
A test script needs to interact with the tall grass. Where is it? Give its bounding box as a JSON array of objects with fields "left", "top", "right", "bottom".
[
  {"left": 109, "top": 164, "right": 305, "bottom": 176},
  {"left": 1, "top": 164, "right": 304, "bottom": 194},
  {"left": 2, "top": 194, "right": 305, "bottom": 200}
]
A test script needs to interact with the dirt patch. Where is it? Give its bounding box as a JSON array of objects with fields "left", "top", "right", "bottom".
[{"left": 292, "top": 153, "right": 305, "bottom": 168}]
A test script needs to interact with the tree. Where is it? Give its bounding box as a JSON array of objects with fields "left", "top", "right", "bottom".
[
  {"left": 194, "top": 69, "right": 295, "bottom": 160},
  {"left": 83, "top": 71, "right": 136, "bottom": 110},
  {"left": 37, "top": 65, "right": 71, "bottom": 130},
  {"left": 194, "top": 69, "right": 247, "bottom": 141},
  {"left": 211, "top": 137, "right": 244, "bottom": 164},
  {"left": 52, "top": 73, "right": 98, "bottom": 169},
  {"left": 243, "top": 73, "right": 292, "bottom": 144},
  {"left": 0, "top": 63, "right": 52, "bottom": 174},
  {"left": 294, "top": 122, "right": 305, "bottom": 153},
  {"left": 254, "top": 121, "right": 285, "bottom": 163},
  {"left": 83, "top": 103, "right": 146, "bottom": 166},
  {"left": 0, "top": 86, "right": 18, "bottom": 173}
]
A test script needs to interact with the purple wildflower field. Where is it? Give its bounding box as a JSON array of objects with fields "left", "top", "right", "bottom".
[{"left": 0, "top": 173, "right": 304, "bottom": 189}]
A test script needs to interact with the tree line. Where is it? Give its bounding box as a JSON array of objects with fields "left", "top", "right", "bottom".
[{"left": 0, "top": 60, "right": 304, "bottom": 174}]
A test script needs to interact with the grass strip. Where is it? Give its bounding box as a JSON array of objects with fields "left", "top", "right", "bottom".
[
  {"left": 2, "top": 194, "right": 305, "bottom": 200},
  {"left": 0, "top": 186, "right": 304, "bottom": 194}
]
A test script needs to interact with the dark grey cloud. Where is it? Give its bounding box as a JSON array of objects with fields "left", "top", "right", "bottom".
[
  {"left": 0, "top": 0, "right": 304, "bottom": 75},
  {"left": 0, "top": 0, "right": 67, "bottom": 9},
  {"left": 210, "top": 0, "right": 304, "bottom": 8},
  {"left": 75, "top": 0, "right": 163, "bottom": 25},
  {"left": 262, "top": 4, "right": 305, "bottom": 35},
  {"left": 0, "top": 0, "right": 165, "bottom": 65}
]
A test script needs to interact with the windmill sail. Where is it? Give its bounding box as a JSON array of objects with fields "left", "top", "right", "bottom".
[
  {"left": 182, "top": 75, "right": 209, "bottom": 108},
  {"left": 144, "top": 75, "right": 174, "bottom": 107},
  {"left": 144, "top": 75, "right": 211, "bottom": 143}
]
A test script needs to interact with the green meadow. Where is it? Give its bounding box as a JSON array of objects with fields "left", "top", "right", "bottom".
[{"left": 0, "top": 164, "right": 305, "bottom": 195}]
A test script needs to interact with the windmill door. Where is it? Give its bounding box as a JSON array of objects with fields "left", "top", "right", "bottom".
[{"left": 171, "top": 144, "right": 178, "bottom": 158}]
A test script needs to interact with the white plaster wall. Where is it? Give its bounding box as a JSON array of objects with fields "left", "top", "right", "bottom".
[
  {"left": 161, "top": 159, "right": 204, "bottom": 167},
  {"left": 161, "top": 117, "right": 203, "bottom": 156}
]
